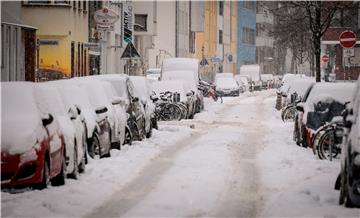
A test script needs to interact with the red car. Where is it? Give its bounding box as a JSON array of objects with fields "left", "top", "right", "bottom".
[
  {"left": 1, "top": 82, "right": 66, "bottom": 189},
  {"left": 296, "top": 83, "right": 355, "bottom": 149}
]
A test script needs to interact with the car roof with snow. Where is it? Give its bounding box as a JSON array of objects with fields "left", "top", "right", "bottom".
[{"left": 162, "top": 58, "right": 199, "bottom": 75}]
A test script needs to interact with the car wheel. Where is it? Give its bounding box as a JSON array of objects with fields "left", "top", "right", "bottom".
[
  {"left": 146, "top": 126, "right": 152, "bottom": 138},
  {"left": 69, "top": 144, "right": 79, "bottom": 179},
  {"left": 51, "top": 152, "right": 66, "bottom": 186},
  {"left": 35, "top": 157, "right": 50, "bottom": 190},
  {"left": 124, "top": 126, "right": 132, "bottom": 145},
  {"left": 88, "top": 134, "right": 101, "bottom": 159},
  {"left": 111, "top": 141, "right": 121, "bottom": 150},
  {"left": 339, "top": 167, "right": 346, "bottom": 205}
]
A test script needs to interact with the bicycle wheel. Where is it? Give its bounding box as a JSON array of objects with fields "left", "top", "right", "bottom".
[
  {"left": 317, "top": 130, "right": 339, "bottom": 160},
  {"left": 282, "top": 106, "right": 297, "bottom": 122}
]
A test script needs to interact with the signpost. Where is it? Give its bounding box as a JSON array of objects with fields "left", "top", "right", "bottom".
[
  {"left": 339, "top": 31, "right": 356, "bottom": 81},
  {"left": 339, "top": 30, "right": 356, "bottom": 48},
  {"left": 94, "top": 7, "right": 119, "bottom": 27}
]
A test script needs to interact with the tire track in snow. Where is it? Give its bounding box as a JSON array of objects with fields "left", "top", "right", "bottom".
[{"left": 210, "top": 91, "right": 272, "bottom": 217}]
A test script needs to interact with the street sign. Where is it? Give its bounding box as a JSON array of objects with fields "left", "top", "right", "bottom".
[
  {"left": 343, "top": 48, "right": 355, "bottom": 58},
  {"left": 123, "top": 2, "right": 134, "bottom": 45},
  {"left": 339, "top": 30, "right": 356, "bottom": 48},
  {"left": 322, "top": 54, "right": 329, "bottom": 62},
  {"left": 121, "top": 42, "right": 140, "bottom": 59},
  {"left": 94, "top": 7, "right": 119, "bottom": 26},
  {"left": 84, "top": 42, "right": 100, "bottom": 49}
]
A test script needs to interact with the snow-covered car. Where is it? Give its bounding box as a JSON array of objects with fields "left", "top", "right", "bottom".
[
  {"left": 146, "top": 68, "right": 161, "bottom": 82},
  {"left": 296, "top": 82, "right": 356, "bottom": 148},
  {"left": 1, "top": 82, "right": 66, "bottom": 189},
  {"left": 130, "top": 76, "right": 158, "bottom": 137},
  {"left": 73, "top": 80, "right": 114, "bottom": 157},
  {"left": 151, "top": 80, "right": 196, "bottom": 119},
  {"left": 161, "top": 70, "right": 203, "bottom": 114},
  {"left": 239, "top": 64, "right": 261, "bottom": 91},
  {"left": 215, "top": 76, "right": 240, "bottom": 97},
  {"left": 282, "top": 79, "right": 315, "bottom": 107},
  {"left": 35, "top": 83, "right": 86, "bottom": 179},
  {"left": 161, "top": 58, "right": 204, "bottom": 113},
  {"left": 53, "top": 80, "right": 112, "bottom": 159},
  {"left": 260, "top": 74, "right": 274, "bottom": 89},
  {"left": 337, "top": 76, "right": 360, "bottom": 207},
  {"left": 92, "top": 74, "right": 146, "bottom": 141},
  {"left": 235, "top": 75, "right": 250, "bottom": 93}
]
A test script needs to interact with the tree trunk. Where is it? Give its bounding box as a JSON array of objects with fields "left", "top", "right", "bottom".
[{"left": 314, "top": 4, "right": 322, "bottom": 82}]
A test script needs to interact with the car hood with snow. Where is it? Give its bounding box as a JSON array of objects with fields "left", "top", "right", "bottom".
[{"left": 216, "top": 77, "right": 239, "bottom": 90}]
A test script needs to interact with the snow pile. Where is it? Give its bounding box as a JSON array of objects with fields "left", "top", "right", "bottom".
[{"left": 1, "top": 82, "right": 46, "bottom": 155}]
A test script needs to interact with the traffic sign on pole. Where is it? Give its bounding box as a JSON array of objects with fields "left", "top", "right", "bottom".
[
  {"left": 322, "top": 54, "right": 329, "bottom": 62},
  {"left": 339, "top": 30, "right": 356, "bottom": 48}
]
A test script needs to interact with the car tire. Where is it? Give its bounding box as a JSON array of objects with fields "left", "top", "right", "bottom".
[
  {"left": 51, "top": 152, "right": 66, "bottom": 186},
  {"left": 124, "top": 126, "right": 132, "bottom": 145},
  {"left": 35, "top": 157, "right": 50, "bottom": 190},
  {"left": 344, "top": 162, "right": 355, "bottom": 208},
  {"left": 88, "top": 134, "right": 101, "bottom": 159},
  {"left": 146, "top": 126, "right": 152, "bottom": 138},
  {"left": 339, "top": 167, "right": 346, "bottom": 205},
  {"left": 79, "top": 139, "right": 86, "bottom": 173}
]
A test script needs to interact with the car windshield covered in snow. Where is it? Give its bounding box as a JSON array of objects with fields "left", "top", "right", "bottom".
[
  {"left": 161, "top": 58, "right": 199, "bottom": 78},
  {"left": 130, "top": 76, "right": 151, "bottom": 100}
]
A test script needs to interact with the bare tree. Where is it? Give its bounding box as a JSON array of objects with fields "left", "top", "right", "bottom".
[{"left": 272, "top": 1, "right": 349, "bottom": 82}]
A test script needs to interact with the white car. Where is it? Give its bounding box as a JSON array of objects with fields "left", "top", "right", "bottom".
[
  {"left": 216, "top": 77, "right": 240, "bottom": 97},
  {"left": 161, "top": 70, "right": 203, "bottom": 114},
  {"left": 35, "top": 83, "right": 86, "bottom": 179},
  {"left": 235, "top": 75, "right": 250, "bottom": 93},
  {"left": 146, "top": 68, "right": 161, "bottom": 82},
  {"left": 130, "top": 76, "right": 158, "bottom": 137}
]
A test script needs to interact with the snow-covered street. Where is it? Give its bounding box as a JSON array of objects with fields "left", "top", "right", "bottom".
[{"left": 2, "top": 90, "right": 359, "bottom": 217}]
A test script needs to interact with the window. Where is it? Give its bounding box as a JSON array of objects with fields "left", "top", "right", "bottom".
[
  {"left": 244, "top": 1, "right": 255, "bottom": 10},
  {"left": 331, "top": 8, "right": 353, "bottom": 27},
  {"left": 219, "top": 30, "right": 223, "bottom": 44},
  {"left": 54, "top": 0, "right": 70, "bottom": 4},
  {"left": 83, "top": 1, "right": 87, "bottom": 11},
  {"left": 134, "top": 14, "right": 148, "bottom": 32},
  {"left": 78, "top": 1, "right": 81, "bottom": 10},
  {"left": 189, "top": 31, "right": 195, "bottom": 53},
  {"left": 242, "top": 27, "right": 255, "bottom": 45},
  {"left": 219, "top": 1, "right": 224, "bottom": 16},
  {"left": 28, "top": 0, "right": 51, "bottom": 4}
]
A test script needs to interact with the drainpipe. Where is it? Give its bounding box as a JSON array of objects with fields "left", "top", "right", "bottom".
[{"left": 175, "top": 1, "right": 178, "bottom": 57}]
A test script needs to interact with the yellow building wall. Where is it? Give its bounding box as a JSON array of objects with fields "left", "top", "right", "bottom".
[
  {"left": 21, "top": 3, "right": 89, "bottom": 79},
  {"left": 230, "top": 1, "right": 238, "bottom": 74},
  {"left": 195, "top": 1, "right": 217, "bottom": 74}
]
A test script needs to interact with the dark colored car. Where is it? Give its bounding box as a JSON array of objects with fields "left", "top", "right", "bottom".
[
  {"left": 1, "top": 82, "right": 66, "bottom": 189},
  {"left": 295, "top": 83, "right": 355, "bottom": 149},
  {"left": 337, "top": 76, "right": 360, "bottom": 207}
]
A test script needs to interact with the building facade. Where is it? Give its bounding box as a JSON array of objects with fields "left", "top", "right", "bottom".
[
  {"left": 237, "top": 1, "right": 256, "bottom": 74},
  {"left": 1, "top": 1, "right": 37, "bottom": 82},
  {"left": 21, "top": 0, "right": 89, "bottom": 81},
  {"left": 256, "top": 1, "right": 275, "bottom": 75}
]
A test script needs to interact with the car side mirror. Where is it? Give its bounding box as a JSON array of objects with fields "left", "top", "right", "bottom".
[
  {"left": 68, "top": 106, "right": 78, "bottom": 120},
  {"left": 42, "top": 113, "right": 54, "bottom": 127},
  {"left": 132, "top": 97, "right": 139, "bottom": 103},
  {"left": 186, "top": 91, "right": 193, "bottom": 97},
  {"left": 95, "top": 106, "right": 108, "bottom": 114}
]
